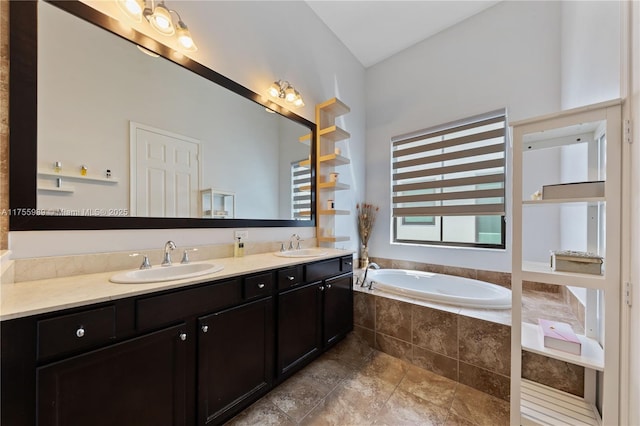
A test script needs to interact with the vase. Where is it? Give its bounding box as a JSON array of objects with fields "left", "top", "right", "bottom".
[{"left": 359, "top": 244, "right": 369, "bottom": 269}]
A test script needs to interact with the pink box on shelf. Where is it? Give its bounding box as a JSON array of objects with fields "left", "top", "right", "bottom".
[{"left": 538, "top": 318, "right": 582, "bottom": 355}]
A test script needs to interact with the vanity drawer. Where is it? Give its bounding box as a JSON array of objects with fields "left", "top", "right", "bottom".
[
  {"left": 243, "top": 272, "right": 273, "bottom": 300},
  {"left": 37, "top": 306, "right": 116, "bottom": 360},
  {"left": 341, "top": 256, "right": 354, "bottom": 273},
  {"left": 277, "top": 266, "right": 304, "bottom": 290},
  {"left": 305, "top": 258, "right": 341, "bottom": 282},
  {"left": 136, "top": 279, "right": 241, "bottom": 330}
]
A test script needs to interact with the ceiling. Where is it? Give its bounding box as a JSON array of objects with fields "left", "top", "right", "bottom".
[{"left": 305, "top": 1, "right": 501, "bottom": 68}]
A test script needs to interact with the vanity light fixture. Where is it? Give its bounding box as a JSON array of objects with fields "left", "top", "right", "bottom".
[
  {"left": 117, "top": 0, "right": 198, "bottom": 52},
  {"left": 268, "top": 80, "right": 305, "bottom": 108}
]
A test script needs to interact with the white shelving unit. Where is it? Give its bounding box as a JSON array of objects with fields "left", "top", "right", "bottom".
[
  {"left": 314, "top": 97, "right": 351, "bottom": 246},
  {"left": 511, "top": 100, "right": 622, "bottom": 425}
]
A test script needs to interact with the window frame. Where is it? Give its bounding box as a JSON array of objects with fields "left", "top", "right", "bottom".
[{"left": 391, "top": 109, "right": 507, "bottom": 250}]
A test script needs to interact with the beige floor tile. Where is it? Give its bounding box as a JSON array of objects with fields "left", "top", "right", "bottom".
[
  {"left": 323, "top": 332, "right": 374, "bottom": 369},
  {"left": 450, "top": 384, "right": 510, "bottom": 426},
  {"left": 352, "top": 350, "right": 409, "bottom": 387},
  {"left": 397, "top": 364, "right": 458, "bottom": 409},
  {"left": 300, "top": 391, "right": 374, "bottom": 426},
  {"left": 298, "top": 355, "right": 352, "bottom": 390},
  {"left": 443, "top": 413, "right": 478, "bottom": 425},
  {"left": 266, "top": 373, "right": 334, "bottom": 422},
  {"left": 373, "top": 388, "right": 449, "bottom": 426},
  {"left": 224, "top": 398, "right": 295, "bottom": 426}
]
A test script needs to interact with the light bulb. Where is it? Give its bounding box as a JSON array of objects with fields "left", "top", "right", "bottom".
[
  {"left": 293, "top": 94, "right": 305, "bottom": 107},
  {"left": 149, "top": 2, "right": 174, "bottom": 35},
  {"left": 117, "top": 0, "right": 143, "bottom": 22},
  {"left": 176, "top": 21, "right": 197, "bottom": 51},
  {"left": 268, "top": 82, "right": 281, "bottom": 98},
  {"left": 284, "top": 87, "right": 296, "bottom": 103}
]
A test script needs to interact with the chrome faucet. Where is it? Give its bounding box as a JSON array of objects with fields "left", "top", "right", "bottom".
[
  {"left": 288, "top": 234, "right": 301, "bottom": 250},
  {"left": 360, "top": 262, "right": 380, "bottom": 289},
  {"left": 162, "top": 241, "right": 177, "bottom": 266}
]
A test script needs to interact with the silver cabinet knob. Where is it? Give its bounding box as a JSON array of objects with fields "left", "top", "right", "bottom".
[
  {"left": 287, "top": 276, "right": 295, "bottom": 281},
  {"left": 258, "top": 283, "right": 265, "bottom": 289},
  {"left": 76, "top": 327, "right": 85, "bottom": 338},
  {"left": 179, "top": 332, "right": 187, "bottom": 341},
  {"left": 319, "top": 285, "right": 325, "bottom": 291},
  {"left": 345, "top": 262, "right": 352, "bottom": 266},
  {"left": 201, "top": 325, "right": 209, "bottom": 333},
  {"left": 326, "top": 284, "right": 332, "bottom": 289}
]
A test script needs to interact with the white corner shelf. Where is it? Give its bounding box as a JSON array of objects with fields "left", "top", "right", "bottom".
[
  {"left": 37, "top": 186, "right": 75, "bottom": 193},
  {"left": 521, "top": 323, "right": 604, "bottom": 371},
  {"left": 521, "top": 261, "right": 605, "bottom": 289},
  {"left": 521, "top": 379, "right": 601, "bottom": 426},
  {"left": 38, "top": 170, "right": 119, "bottom": 184}
]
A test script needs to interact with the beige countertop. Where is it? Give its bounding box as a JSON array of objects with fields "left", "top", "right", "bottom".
[{"left": 0, "top": 249, "right": 353, "bottom": 321}]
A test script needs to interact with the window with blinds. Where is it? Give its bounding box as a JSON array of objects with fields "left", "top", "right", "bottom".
[
  {"left": 391, "top": 109, "right": 506, "bottom": 248},
  {"left": 291, "top": 159, "right": 311, "bottom": 219}
]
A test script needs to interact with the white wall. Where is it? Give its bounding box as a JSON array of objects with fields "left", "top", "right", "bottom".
[
  {"left": 365, "top": 1, "right": 561, "bottom": 271},
  {"left": 560, "top": 1, "right": 621, "bottom": 110},
  {"left": 10, "top": 1, "right": 366, "bottom": 257}
]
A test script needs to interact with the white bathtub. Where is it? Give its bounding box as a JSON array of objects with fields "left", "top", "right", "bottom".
[{"left": 365, "top": 269, "right": 511, "bottom": 309}]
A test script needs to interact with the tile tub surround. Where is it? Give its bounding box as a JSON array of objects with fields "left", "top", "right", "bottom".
[
  {"left": 354, "top": 287, "right": 587, "bottom": 401},
  {"left": 227, "top": 333, "right": 510, "bottom": 426},
  {"left": 7, "top": 239, "right": 319, "bottom": 283}
]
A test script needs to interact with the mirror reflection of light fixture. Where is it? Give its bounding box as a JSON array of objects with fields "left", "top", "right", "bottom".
[
  {"left": 116, "top": 0, "right": 197, "bottom": 52},
  {"left": 268, "top": 80, "right": 305, "bottom": 108}
]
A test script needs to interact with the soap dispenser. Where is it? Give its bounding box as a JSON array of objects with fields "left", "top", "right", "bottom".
[{"left": 234, "top": 237, "right": 244, "bottom": 257}]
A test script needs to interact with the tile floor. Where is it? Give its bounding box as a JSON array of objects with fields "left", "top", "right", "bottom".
[{"left": 226, "top": 333, "right": 510, "bottom": 426}]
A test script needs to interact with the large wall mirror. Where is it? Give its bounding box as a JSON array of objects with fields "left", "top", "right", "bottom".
[{"left": 9, "top": 0, "right": 316, "bottom": 230}]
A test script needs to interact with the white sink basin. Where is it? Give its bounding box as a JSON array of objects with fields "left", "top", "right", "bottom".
[
  {"left": 110, "top": 262, "right": 224, "bottom": 284},
  {"left": 274, "top": 248, "right": 328, "bottom": 258}
]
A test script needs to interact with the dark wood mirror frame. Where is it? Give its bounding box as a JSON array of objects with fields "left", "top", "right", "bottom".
[{"left": 9, "top": 0, "right": 316, "bottom": 231}]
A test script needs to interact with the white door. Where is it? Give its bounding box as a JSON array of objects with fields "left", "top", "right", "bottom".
[{"left": 130, "top": 122, "right": 201, "bottom": 217}]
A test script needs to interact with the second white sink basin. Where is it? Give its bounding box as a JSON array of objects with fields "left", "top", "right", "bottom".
[
  {"left": 274, "top": 248, "right": 328, "bottom": 258},
  {"left": 110, "top": 262, "right": 224, "bottom": 284}
]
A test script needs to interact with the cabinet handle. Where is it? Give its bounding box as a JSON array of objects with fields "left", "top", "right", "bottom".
[
  {"left": 287, "top": 276, "right": 295, "bottom": 281},
  {"left": 319, "top": 285, "right": 325, "bottom": 291},
  {"left": 345, "top": 262, "right": 352, "bottom": 266},
  {"left": 179, "top": 332, "right": 187, "bottom": 341},
  {"left": 76, "top": 327, "right": 85, "bottom": 338},
  {"left": 201, "top": 325, "right": 209, "bottom": 333},
  {"left": 326, "top": 284, "right": 332, "bottom": 289},
  {"left": 258, "top": 283, "right": 265, "bottom": 289}
]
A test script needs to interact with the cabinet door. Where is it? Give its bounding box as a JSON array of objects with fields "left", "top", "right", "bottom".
[
  {"left": 198, "top": 298, "right": 274, "bottom": 425},
  {"left": 37, "top": 323, "right": 189, "bottom": 426},
  {"left": 277, "top": 282, "right": 322, "bottom": 377},
  {"left": 323, "top": 274, "right": 353, "bottom": 347}
]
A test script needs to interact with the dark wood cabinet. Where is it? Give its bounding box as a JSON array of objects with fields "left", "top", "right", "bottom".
[
  {"left": 198, "top": 297, "right": 274, "bottom": 425},
  {"left": 1, "top": 255, "right": 353, "bottom": 426},
  {"left": 37, "top": 323, "right": 189, "bottom": 426},
  {"left": 277, "top": 282, "right": 323, "bottom": 377},
  {"left": 323, "top": 274, "right": 353, "bottom": 347}
]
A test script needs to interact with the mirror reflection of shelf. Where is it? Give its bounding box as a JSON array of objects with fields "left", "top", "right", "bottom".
[
  {"left": 299, "top": 133, "right": 311, "bottom": 144},
  {"left": 37, "top": 186, "right": 75, "bottom": 193},
  {"left": 38, "top": 170, "right": 119, "bottom": 184}
]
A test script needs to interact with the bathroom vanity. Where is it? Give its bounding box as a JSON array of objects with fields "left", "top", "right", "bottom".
[{"left": 1, "top": 252, "right": 353, "bottom": 426}]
